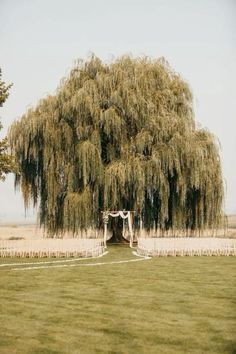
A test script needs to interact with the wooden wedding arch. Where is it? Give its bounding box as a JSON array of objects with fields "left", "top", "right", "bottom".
[{"left": 101, "top": 211, "right": 135, "bottom": 248}]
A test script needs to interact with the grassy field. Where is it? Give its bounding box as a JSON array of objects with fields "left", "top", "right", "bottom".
[{"left": 0, "top": 245, "right": 235, "bottom": 354}]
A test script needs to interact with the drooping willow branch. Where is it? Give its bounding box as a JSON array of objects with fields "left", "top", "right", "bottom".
[{"left": 9, "top": 55, "right": 224, "bottom": 236}]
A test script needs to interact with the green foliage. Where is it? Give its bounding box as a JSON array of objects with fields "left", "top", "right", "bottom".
[
  {"left": 0, "top": 138, "right": 15, "bottom": 180},
  {"left": 0, "top": 69, "right": 12, "bottom": 108},
  {"left": 0, "top": 69, "right": 15, "bottom": 180},
  {"left": 9, "top": 55, "right": 224, "bottom": 235}
]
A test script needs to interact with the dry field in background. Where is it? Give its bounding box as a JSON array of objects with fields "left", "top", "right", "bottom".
[
  {"left": 227, "top": 215, "right": 236, "bottom": 238},
  {"left": 0, "top": 225, "right": 44, "bottom": 240},
  {"left": 0, "top": 215, "right": 235, "bottom": 240}
]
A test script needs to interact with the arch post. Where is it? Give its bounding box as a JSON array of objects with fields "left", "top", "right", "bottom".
[
  {"left": 101, "top": 210, "right": 135, "bottom": 248},
  {"left": 102, "top": 212, "right": 109, "bottom": 248},
  {"left": 128, "top": 212, "right": 134, "bottom": 248}
]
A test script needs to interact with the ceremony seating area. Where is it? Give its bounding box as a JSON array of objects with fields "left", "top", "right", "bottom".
[
  {"left": 1, "top": 237, "right": 236, "bottom": 259},
  {"left": 137, "top": 237, "right": 236, "bottom": 257},
  {"left": 0, "top": 238, "right": 105, "bottom": 258}
]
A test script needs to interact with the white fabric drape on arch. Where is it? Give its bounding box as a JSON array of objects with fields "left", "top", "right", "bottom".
[
  {"left": 102, "top": 211, "right": 134, "bottom": 248},
  {"left": 108, "top": 211, "right": 129, "bottom": 219}
]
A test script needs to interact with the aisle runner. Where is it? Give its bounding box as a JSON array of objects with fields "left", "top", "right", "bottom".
[{"left": 0, "top": 251, "right": 150, "bottom": 271}]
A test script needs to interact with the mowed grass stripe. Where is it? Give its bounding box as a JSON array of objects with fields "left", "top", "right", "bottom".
[
  {"left": 0, "top": 250, "right": 149, "bottom": 270},
  {"left": 11, "top": 257, "right": 150, "bottom": 271},
  {"left": 0, "top": 251, "right": 110, "bottom": 268},
  {"left": 0, "top": 245, "right": 235, "bottom": 354}
]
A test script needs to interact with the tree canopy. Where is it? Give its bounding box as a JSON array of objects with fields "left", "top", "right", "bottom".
[
  {"left": 9, "top": 55, "right": 224, "bottom": 236},
  {"left": 0, "top": 69, "right": 14, "bottom": 181}
]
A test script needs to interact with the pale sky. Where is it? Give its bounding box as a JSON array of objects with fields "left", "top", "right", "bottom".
[{"left": 0, "top": 0, "right": 235, "bottom": 223}]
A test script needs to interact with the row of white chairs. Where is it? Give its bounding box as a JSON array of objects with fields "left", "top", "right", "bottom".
[
  {"left": 138, "top": 237, "right": 236, "bottom": 257},
  {"left": 0, "top": 239, "right": 105, "bottom": 258}
]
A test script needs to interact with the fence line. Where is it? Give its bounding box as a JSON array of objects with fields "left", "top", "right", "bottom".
[
  {"left": 137, "top": 237, "right": 236, "bottom": 257},
  {"left": 0, "top": 238, "right": 105, "bottom": 258}
]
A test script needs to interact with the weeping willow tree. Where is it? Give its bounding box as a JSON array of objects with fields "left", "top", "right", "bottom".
[{"left": 9, "top": 55, "right": 224, "bottom": 238}]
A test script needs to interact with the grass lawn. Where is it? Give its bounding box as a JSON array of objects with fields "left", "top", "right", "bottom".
[{"left": 0, "top": 245, "right": 235, "bottom": 354}]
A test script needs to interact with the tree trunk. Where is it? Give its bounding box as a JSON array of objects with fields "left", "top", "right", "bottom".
[{"left": 107, "top": 217, "right": 129, "bottom": 244}]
